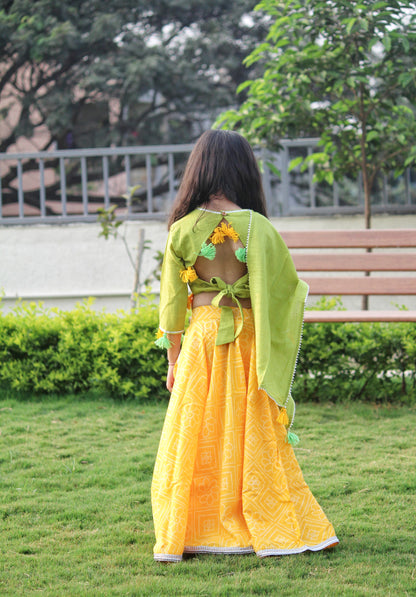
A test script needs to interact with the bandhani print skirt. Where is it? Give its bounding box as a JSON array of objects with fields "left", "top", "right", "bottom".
[{"left": 151, "top": 305, "right": 338, "bottom": 561}]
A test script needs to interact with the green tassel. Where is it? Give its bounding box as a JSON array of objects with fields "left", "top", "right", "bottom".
[
  {"left": 287, "top": 431, "right": 300, "bottom": 447},
  {"left": 235, "top": 247, "right": 247, "bottom": 263},
  {"left": 199, "top": 242, "right": 216, "bottom": 260},
  {"left": 155, "top": 333, "right": 172, "bottom": 349}
]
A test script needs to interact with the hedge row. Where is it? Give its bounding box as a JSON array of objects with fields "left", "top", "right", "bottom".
[
  {"left": 295, "top": 317, "right": 416, "bottom": 404},
  {"left": 0, "top": 300, "right": 167, "bottom": 401},
  {"left": 0, "top": 300, "right": 415, "bottom": 404}
]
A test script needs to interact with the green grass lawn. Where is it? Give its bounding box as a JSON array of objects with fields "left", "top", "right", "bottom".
[{"left": 1, "top": 395, "right": 415, "bottom": 596}]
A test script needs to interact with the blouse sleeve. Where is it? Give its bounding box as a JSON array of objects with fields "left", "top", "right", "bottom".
[{"left": 155, "top": 229, "right": 188, "bottom": 348}]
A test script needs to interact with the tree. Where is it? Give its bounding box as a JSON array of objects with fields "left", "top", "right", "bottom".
[
  {"left": 216, "top": 0, "right": 416, "bottom": 229},
  {"left": 0, "top": 0, "right": 266, "bottom": 212}
]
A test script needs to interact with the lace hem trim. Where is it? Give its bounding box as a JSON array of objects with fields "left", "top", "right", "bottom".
[
  {"left": 154, "top": 553, "right": 182, "bottom": 562},
  {"left": 158, "top": 327, "right": 184, "bottom": 334},
  {"left": 153, "top": 537, "right": 339, "bottom": 561},
  {"left": 257, "top": 537, "right": 339, "bottom": 557},
  {"left": 196, "top": 207, "right": 250, "bottom": 214},
  {"left": 184, "top": 545, "right": 254, "bottom": 554}
]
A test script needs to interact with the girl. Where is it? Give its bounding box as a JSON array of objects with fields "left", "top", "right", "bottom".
[{"left": 152, "top": 130, "right": 338, "bottom": 562}]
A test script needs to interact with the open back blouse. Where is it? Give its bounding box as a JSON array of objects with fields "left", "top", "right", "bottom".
[{"left": 156, "top": 207, "right": 309, "bottom": 430}]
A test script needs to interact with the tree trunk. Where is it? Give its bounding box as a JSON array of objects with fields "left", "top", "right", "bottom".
[
  {"left": 362, "top": 172, "right": 371, "bottom": 310},
  {"left": 363, "top": 166, "right": 372, "bottom": 231},
  {"left": 359, "top": 89, "right": 371, "bottom": 310},
  {"left": 130, "top": 228, "right": 145, "bottom": 309}
]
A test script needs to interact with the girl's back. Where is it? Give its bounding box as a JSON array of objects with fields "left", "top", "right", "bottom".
[{"left": 192, "top": 202, "right": 251, "bottom": 309}]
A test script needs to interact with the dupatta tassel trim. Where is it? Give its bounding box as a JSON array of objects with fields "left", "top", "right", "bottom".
[
  {"left": 199, "top": 242, "right": 216, "bottom": 260},
  {"left": 286, "top": 431, "right": 300, "bottom": 447},
  {"left": 155, "top": 329, "right": 173, "bottom": 349},
  {"left": 235, "top": 247, "right": 247, "bottom": 263},
  {"left": 277, "top": 408, "right": 290, "bottom": 426},
  {"left": 210, "top": 222, "right": 240, "bottom": 244},
  {"left": 179, "top": 266, "right": 198, "bottom": 283}
]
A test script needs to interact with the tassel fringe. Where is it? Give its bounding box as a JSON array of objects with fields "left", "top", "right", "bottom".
[
  {"left": 277, "top": 408, "right": 289, "bottom": 426},
  {"left": 210, "top": 222, "right": 240, "bottom": 244},
  {"left": 199, "top": 242, "right": 216, "bottom": 260},
  {"left": 155, "top": 331, "right": 172, "bottom": 349},
  {"left": 235, "top": 247, "right": 247, "bottom": 263},
  {"left": 286, "top": 431, "right": 300, "bottom": 447},
  {"left": 179, "top": 266, "right": 198, "bottom": 283}
]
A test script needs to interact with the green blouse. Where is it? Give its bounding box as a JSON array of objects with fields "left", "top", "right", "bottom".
[{"left": 157, "top": 207, "right": 309, "bottom": 437}]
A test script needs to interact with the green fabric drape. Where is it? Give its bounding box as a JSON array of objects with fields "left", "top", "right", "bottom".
[
  {"left": 191, "top": 273, "right": 250, "bottom": 345},
  {"left": 157, "top": 208, "right": 308, "bottom": 424}
]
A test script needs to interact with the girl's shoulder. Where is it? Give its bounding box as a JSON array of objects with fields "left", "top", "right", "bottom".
[
  {"left": 170, "top": 208, "right": 276, "bottom": 240},
  {"left": 169, "top": 209, "right": 200, "bottom": 232},
  {"left": 249, "top": 214, "right": 291, "bottom": 258},
  {"left": 250, "top": 211, "right": 281, "bottom": 237}
]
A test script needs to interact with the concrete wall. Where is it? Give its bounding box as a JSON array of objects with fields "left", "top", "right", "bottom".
[{"left": 1, "top": 213, "right": 415, "bottom": 312}]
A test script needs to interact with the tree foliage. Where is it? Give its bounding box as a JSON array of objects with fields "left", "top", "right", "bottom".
[
  {"left": 217, "top": 0, "right": 416, "bottom": 227},
  {"left": 0, "top": 0, "right": 266, "bottom": 150},
  {"left": 0, "top": 1, "right": 265, "bottom": 212}
]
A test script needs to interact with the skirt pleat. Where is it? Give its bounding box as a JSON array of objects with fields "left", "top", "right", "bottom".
[{"left": 151, "top": 306, "right": 338, "bottom": 561}]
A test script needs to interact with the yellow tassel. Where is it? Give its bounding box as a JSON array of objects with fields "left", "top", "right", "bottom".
[
  {"left": 155, "top": 332, "right": 172, "bottom": 349},
  {"left": 179, "top": 266, "right": 198, "bottom": 283},
  {"left": 210, "top": 223, "right": 240, "bottom": 244},
  {"left": 221, "top": 222, "right": 239, "bottom": 242},
  {"left": 187, "top": 267, "right": 198, "bottom": 282},
  {"left": 277, "top": 408, "right": 289, "bottom": 426},
  {"left": 210, "top": 227, "right": 226, "bottom": 244},
  {"left": 156, "top": 328, "right": 164, "bottom": 339}
]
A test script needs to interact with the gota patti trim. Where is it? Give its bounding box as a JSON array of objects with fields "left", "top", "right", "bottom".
[
  {"left": 154, "top": 553, "right": 182, "bottom": 562},
  {"left": 242, "top": 207, "right": 253, "bottom": 279},
  {"left": 154, "top": 537, "right": 339, "bottom": 561},
  {"left": 246, "top": 209, "right": 253, "bottom": 251},
  {"left": 158, "top": 327, "right": 184, "bottom": 334},
  {"left": 257, "top": 536, "right": 339, "bottom": 558},
  {"left": 258, "top": 286, "right": 308, "bottom": 433},
  {"left": 287, "top": 289, "right": 309, "bottom": 408},
  {"left": 196, "top": 207, "right": 251, "bottom": 214},
  {"left": 184, "top": 545, "right": 255, "bottom": 555},
  {"left": 154, "top": 546, "right": 255, "bottom": 561}
]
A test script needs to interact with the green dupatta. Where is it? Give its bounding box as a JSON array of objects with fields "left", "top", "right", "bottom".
[{"left": 156, "top": 208, "right": 309, "bottom": 441}]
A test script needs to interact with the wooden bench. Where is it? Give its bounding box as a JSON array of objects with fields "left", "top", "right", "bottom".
[{"left": 279, "top": 229, "right": 416, "bottom": 323}]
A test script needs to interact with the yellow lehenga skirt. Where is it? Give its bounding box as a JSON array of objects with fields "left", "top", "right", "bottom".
[{"left": 152, "top": 305, "right": 338, "bottom": 562}]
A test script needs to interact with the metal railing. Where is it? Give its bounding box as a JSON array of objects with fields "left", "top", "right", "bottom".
[
  {"left": 0, "top": 144, "right": 193, "bottom": 225},
  {"left": 0, "top": 139, "right": 415, "bottom": 225},
  {"left": 263, "top": 138, "right": 416, "bottom": 217}
]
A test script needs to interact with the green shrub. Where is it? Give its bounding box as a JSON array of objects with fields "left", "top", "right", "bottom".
[
  {"left": 0, "top": 298, "right": 415, "bottom": 404},
  {"left": 0, "top": 299, "right": 168, "bottom": 401},
  {"left": 294, "top": 301, "right": 416, "bottom": 404}
]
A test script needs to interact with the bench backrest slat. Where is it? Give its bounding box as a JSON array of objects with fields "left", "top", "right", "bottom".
[
  {"left": 304, "top": 310, "right": 416, "bottom": 322},
  {"left": 293, "top": 253, "right": 416, "bottom": 271},
  {"left": 306, "top": 277, "right": 416, "bottom": 295},
  {"left": 281, "top": 228, "right": 416, "bottom": 320},
  {"left": 281, "top": 229, "right": 416, "bottom": 248}
]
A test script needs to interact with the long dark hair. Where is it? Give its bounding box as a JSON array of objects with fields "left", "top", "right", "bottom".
[{"left": 168, "top": 130, "right": 267, "bottom": 229}]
